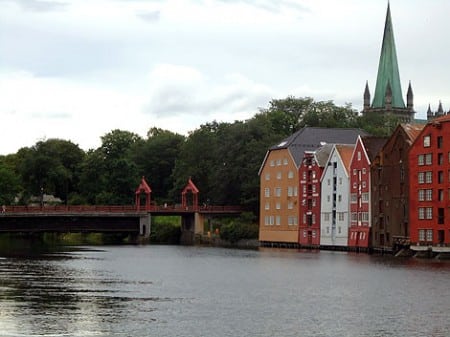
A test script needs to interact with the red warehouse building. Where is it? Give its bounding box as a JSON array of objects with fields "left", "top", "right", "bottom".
[
  {"left": 298, "top": 145, "right": 332, "bottom": 247},
  {"left": 409, "top": 115, "right": 450, "bottom": 250},
  {"left": 349, "top": 136, "right": 386, "bottom": 249}
]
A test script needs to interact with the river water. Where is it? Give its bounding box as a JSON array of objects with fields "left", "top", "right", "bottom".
[{"left": 0, "top": 245, "right": 449, "bottom": 337}]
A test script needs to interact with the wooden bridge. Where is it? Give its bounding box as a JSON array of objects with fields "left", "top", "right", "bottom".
[
  {"left": 0, "top": 204, "right": 242, "bottom": 244},
  {"left": 0, "top": 178, "right": 243, "bottom": 244}
]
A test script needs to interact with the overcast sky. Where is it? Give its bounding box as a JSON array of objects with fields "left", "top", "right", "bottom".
[{"left": 1, "top": 0, "right": 449, "bottom": 155}]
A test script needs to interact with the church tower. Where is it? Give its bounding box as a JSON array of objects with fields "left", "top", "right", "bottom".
[{"left": 362, "top": 3, "right": 414, "bottom": 122}]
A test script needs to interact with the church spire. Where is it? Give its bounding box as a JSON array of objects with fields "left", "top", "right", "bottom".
[{"left": 371, "top": 3, "right": 405, "bottom": 108}]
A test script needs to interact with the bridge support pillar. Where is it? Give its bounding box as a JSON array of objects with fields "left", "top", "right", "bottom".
[
  {"left": 194, "top": 212, "right": 205, "bottom": 236},
  {"left": 139, "top": 214, "right": 151, "bottom": 238}
]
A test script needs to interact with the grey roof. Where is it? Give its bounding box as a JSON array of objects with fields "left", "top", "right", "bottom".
[
  {"left": 270, "top": 127, "right": 370, "bottom": 167},
  {"left": 314, "top": 143, "right": 334, "bottom": 167}
]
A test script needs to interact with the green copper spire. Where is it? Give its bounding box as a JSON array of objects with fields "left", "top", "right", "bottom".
[{"left": 372, "top": 3, "right": 405, "bottom": 108}]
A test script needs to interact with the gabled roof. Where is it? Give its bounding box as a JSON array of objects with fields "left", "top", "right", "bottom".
[
  {"left": 400, "top": 123, "right": 425, "bottom": 143},
  {"left": 314, "top": 143, "right": 334, "bottom": 167},
  {"left": 259, "top": 127, "right": 369, "bottom": 174},
  {"left": 372, "top": 3, "right": 405, "bottom": 108},
  {"left": 335, "top": 144, "right": 355, "bottom": 175},
  {"left": 428, "top": 113, "right": 450, "bottom": 124},
  {"left": 135, "top": 176, "right": 151, "bottom": 194},
  {"left": 361, "top": 136, "right": 388, "bottom": 162}
]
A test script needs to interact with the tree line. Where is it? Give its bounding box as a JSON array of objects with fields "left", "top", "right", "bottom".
[{"left": 0, "top": 96, "right": 399, "bottom": 217}]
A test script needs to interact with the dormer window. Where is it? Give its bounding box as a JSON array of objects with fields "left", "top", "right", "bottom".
[{"left": 423, "top": 135, "right": 431, "bottom": 148}]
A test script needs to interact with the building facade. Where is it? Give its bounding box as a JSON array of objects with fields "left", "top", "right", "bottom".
[
  {"left": 409, "top": 116, "right": 450, "bottom": 248},
  {"left": 371, "top": 124, "right": 423, "bottom": 250},
  {"left": 348, "top": 136, "right": 387, "bottom": 249},
  {"left": 259, "top": 128, "right": 368, "bottom": 245},
  {"left": 320, "top": 145, "right": 354, "bottom": 247},
  {"left": 298, "top": 145, "right": 332, "bottom": 247}
]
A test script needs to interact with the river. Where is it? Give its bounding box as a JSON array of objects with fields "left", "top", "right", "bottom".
[{"left": 0, "top": 245, "right": 449, "bottom": 337}]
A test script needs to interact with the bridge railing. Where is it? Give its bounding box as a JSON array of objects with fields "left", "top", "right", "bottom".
[
  {"left": 2, "top": 204, "right": 243, "bottom": 214},
  {"left": 4, "top": 205, "right": 138, "bottom": 213}
]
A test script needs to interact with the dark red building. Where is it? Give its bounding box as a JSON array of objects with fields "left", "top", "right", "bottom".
[
  {"left": 371, "top": 124, "right": 423, "bottom": 251},
  {"left": 348, "top": 136, "right": 386, "bottom": 249},
  {"left": 409, "top": 115, "right": 450, "bottom": 248},
  {"left": 298, "top": 145, "right": 332, "bottom": 247}
]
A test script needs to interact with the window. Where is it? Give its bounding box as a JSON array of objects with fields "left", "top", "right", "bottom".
[
  {"left": 275, "top": 187, "right": 281, "bottom": 197},
  {"left": 419, "top": 229, "right": 425, "bottom": 241},
  {"left": 276, "top": 202, "right": 281, "bottom": 210},
  {"left": 276, "top": 159, "right": 281, "bottom": 166},
  {"left": 351, "top": 213, "right": 357, "bottom": 221},
  {"left": 312, "top": 199, "right": 316, "bottom": 207},
  {"left": 438, "top": 171, "right": 444, "bottom": 184},
  {"left": 418, "top": 172, "right": 425, "bottom": 184},
  {"left": 362, "top": 213, "right": 369, "bottom": 221},
  {"left": 362, "top": 193, "right": 369, "bottom": 202},
  {"left": 438, "top": 208, "right": 444, "bottom": 224},
  {"left": 425, "top": 189, "right": 433, "bottom": 201},
  {"left": 312, "top": 185, "right": 316, "bottom": 193},
  {"left": 270, "top": 160, "right": 275, "bottom": 167},
  {"left": 324, "top": 213, "right": 330, "bottom": 221},
  {"left": 418, "top": 189, "right": 425, "bottom": 201},
  {"left": 312, "top": 171, "right": 316, "bottom": 179},
  {"left": 264, "top": 188, "right": 270, "bottom": 197},
  {"left": 302, "top": 185, "right": 307, "bottom": 194},
  {"left": 265, "top": 202, "right": 270, "bottom": 210},
  {"left": 426, "top": 207, "right": 433, "bottom": 220},
  {"left": 276, "top": 172, "right": 282, "bottom": 180},
  {"left": 437, "top": 136, "right": 443, "bottom": 149},
  {"left": 418, "top": 208, "right": 425, "bottom": 219},
  {"left": 327, "top": 195, "right": 331, "bottom": 202},
  {"left": 423, "top": 135, "right": 431, "bottom": 147},
  {"left": 275, "top": 216, "right": 281, "bottom": 225},
  {"left": 425, "top": 171, "right": 432, "bottom": 183},
  {"left": 353, "top": 169, "right": 357, "bottom": 176},
  {"left": 357, "top": 151, "right": 361, "bottom": 160},
  {"left": 425, "top": 153, "right": 432, "bottom": 165},
  {"left": 438, "top": 153, "right": 444, "bottom": 165},
  {"left": 287, "top": 187, "right": 293, "bottom": 197},
  {"left": 327, "top": 179, "right": 331, "bottom": 186},
  {"left": 339, "top": 177, "right": 342, "bottom": 185},
  {"left": 418, "top": 155, "right": 424, "bottom": 166},
  {"left": 303, "top": 214, "right": 307, "bottom": 224},
  {"left": 302, "top": 171, "right": 307, "bottom": 180},
  {"left": 312, "top": 214, "right": 316, "bottom": 224},
  {"left": 283, "top": 158, "right": 288, "bottom": 165},
  {"left": 426, "top": 229, "right": 433, "bottom": 241},
  {"left": 338, "top": 226, "right": 341, "bottom": 234},
  {"left": 326, "top": 227, "right": 330, "bottom": 234},
  {"left": 351, "top": 193, "right": 357, "bottom": 203},
  {"left": 338, "top": 195, "right": 342, "bottom": 202},
  {"left": 362, "top": 181, "right": 366, "bottom": 188},
  {"left": 288, "top": 171, "right": 294, "bottom": 179},
  {"left": 438, "top": 189, "right": 444, "bottom": 201},
  {"left": 287, "top": 201, "right": 293, "bottom": 210},
  {"left": 293, "top": 187, "right": 298, "bottom": 196},
  {"left": 265, "top": 173, "right": 270, "bottom": 181},
  {"left": 338, "top": 213, "right": 344, "bottom": 221}
]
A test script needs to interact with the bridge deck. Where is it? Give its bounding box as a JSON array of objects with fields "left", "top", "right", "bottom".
[{"left": 1, "top": 204, "right": 242, "bottom": 216}]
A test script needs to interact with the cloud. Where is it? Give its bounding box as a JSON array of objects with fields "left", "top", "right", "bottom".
[
  {"left": 216, "top": 0, "right": 309, "bottom": 15},
  {"left": 144, "top": 64, "right": 274, "bottom": 121},
  {"left": 136, "top": 10, "right": 160, "bottom": 23},
  {"left": 3, "top": 0, "right": 68, "bottom": 12}
]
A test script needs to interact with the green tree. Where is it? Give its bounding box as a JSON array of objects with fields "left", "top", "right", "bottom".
[
  {"left": 133, "top": 128, "right": 184, "bottom": 204},
  {"left": 78, "top": 130, "right": 141, "bottom": 205},
  {"left": 16, "top": 139, "right": 85, "bottom": 203},
  {"left": 0, "top": 157, "right": 21, "bottom": 205}
]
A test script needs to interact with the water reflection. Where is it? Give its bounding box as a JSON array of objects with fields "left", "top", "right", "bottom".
[{"left": 0, "top": 245, "right": 449, "bottom": 337}]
